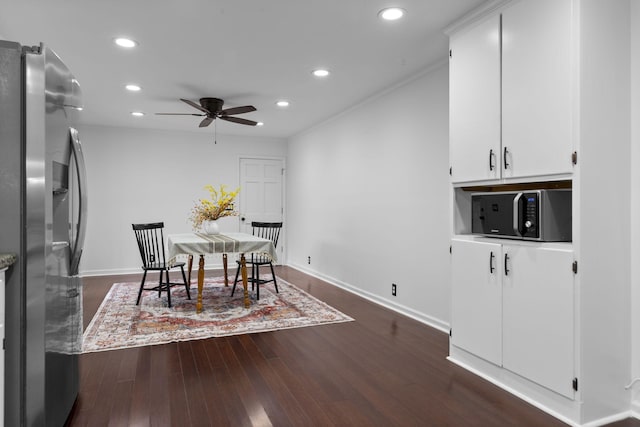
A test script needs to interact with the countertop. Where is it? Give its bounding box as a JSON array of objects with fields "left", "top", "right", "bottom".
[{"left": 0, "top": 253, "right": 16, "bottom": 270}]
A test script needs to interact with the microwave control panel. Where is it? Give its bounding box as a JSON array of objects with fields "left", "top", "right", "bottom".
[{"left": 522, "top": 193, "right": 539, "bottom": 238}]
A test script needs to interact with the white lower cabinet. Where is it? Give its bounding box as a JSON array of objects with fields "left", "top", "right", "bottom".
[
  {"left": 451, "top": 238, "right": 575, "bottom": 398},
  {"left": 502, "top": 244, "right": 575, "bottom": 398},
  {"left": 451, "top": 239, "right": 503, "bottom": 365}
]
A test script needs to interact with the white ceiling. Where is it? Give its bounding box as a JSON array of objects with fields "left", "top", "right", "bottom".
[{"left": 1, "top": 0, "right": 485, "bottom": 138}]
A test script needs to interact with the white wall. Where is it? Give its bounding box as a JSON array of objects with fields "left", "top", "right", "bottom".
[
  {"left": 78, "top": 124, "right": 286, "bottom": 275},
  {"left": 631, "top": 0, "right": 640, "bottom": 414},
  {"left": 286, "top": 64, "right": 451, "bottom": 331},
  {"left": 577, "top": 0, "right": 632, "bottom": 421}
]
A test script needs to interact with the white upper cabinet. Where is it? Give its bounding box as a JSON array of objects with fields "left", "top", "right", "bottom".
[
  {"left": 502, "top": 0, "right": 574, "bottom": 179},
  {"left": 449, "top": 15, "right": 501, "bottom": 183},
  {"left": 450, "top": 0, "right": 574, "bottom": 184}
]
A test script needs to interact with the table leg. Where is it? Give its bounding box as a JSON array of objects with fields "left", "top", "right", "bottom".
[
  {"left": 187, "top": 254, "right": 193, "bottom": 289},
  {"left": 223, "top": 253, "right": 228, "bottom": 286},
  {"left": 197, "top": 254, "right": 205, "bottom": 314},
  {"left": 240, "top": 254, "right": 250, "bottom": 309}
]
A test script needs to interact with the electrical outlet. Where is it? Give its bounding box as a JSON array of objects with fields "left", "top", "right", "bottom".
[
  {"left": 308, "top": 256, "right": 311, "bottom": 265},
  {"left": 392, "top": 283, "right": 397, "bottom": 296}
]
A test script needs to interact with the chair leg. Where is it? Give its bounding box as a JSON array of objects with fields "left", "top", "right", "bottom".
[
  {"left": 256, "top": 264, "right": 260, "bottom": 300},
  {"left": 165, "top": 270, "right": 172, "bottom": 308},
  {"left": 270, "top": 262, "right": 278, "bottom": 294},
  {"left": 158, "top": 271, "right": 163, "bottom": 298},
  {"left": 231, "top": 264, "right": 241, "bottom": 296},
  {"left": 180, "top": 265, "right": 191, "bottom": 300},
  {"left": 251, "top": 263, "right": 256, "bottom": 291},
  {"left": 136, "top": 270, "right": 148, "bottom": 305}
]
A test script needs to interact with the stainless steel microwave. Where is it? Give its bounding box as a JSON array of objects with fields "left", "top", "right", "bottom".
[{"left": 471, "top": 189, "right": 572, "bottom": 241}]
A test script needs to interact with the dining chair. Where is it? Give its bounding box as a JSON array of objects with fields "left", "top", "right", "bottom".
[
  {"left": 132, "top": 222, "right": 191, "bottom": 307},
  {"left": 231, "top": 221, "right": 282, "bottom": 300}
]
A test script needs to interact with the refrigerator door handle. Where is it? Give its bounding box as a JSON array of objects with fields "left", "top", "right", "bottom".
[{"left": 69, "top": 127, "right": 87, "bottom": 275}]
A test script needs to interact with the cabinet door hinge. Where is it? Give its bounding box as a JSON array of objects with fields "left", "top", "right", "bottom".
[
  {"left": 449, "top": 328, "right": 452, "bottom": 337},
  {"left": 572, "top": 151, "right": 578, "bottom": 165},
  {"left": 449, "top": 245, "right": 452, "bottom": 254},
  {"left": 572, "top": 261, "right": 578, "bottom": 274},
  {"left": 449, "top": 49, "right": 452, "bottom": 58},
  {"left": 572, "top": 377, "right": 578, "bottom": 391},
  {"left": 449, "top": 166, "right": 452, "bottom": 176},
  {"left": 2, "top": 338, "right": 5, "bottom": 350}
]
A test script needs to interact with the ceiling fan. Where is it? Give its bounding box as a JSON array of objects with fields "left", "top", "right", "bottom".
[{"left": 156, "top": 97, "right": 257, "bottom": 127}]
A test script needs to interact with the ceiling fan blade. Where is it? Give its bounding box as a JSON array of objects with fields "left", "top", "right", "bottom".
[
  {"left": 220, "top": 105, "right": 256, "bottom": 116},
  {"left": 199, "top": 117, "right": 215, "bottom": 127},
  {"left": 219, "top": 116, "right": 257, "bottom": 126},
  {"left": 180, "top": 98, "right": 210, "bottom": 114},
  {"left": 155, "top": 113, "right": 206, "bottom": 116}
]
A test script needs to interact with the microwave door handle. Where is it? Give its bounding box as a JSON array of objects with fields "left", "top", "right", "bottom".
[{"left": 513, "top": 192, "right": 523, "bottom": 237}]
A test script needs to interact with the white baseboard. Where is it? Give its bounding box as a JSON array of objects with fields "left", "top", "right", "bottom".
[
  {"left": 449, "top": 346, "right": 637, "bottom": 427},
  {"left": 80, "top": 263, "right": 227, "bottom": 278},
  {"left": 580, "top": 412, "right": 636, "bottom": 427},
  {"left": 632, "top": 399, "right": 640, "bottom": 420},
  {"left": 80, "top": 267, "right": 141, "bottom": 277},
  {"left": 287, "top": 262, "right": 450, "bottom": 334},
  {"left": 446, "top": 354, "right": 581, "bottom": 426}
]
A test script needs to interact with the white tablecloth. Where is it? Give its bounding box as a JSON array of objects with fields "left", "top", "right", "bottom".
[{"left": 168, "top": 232, "right": 277, "bottom": 262}]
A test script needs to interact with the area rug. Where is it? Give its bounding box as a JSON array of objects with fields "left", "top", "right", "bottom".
[{"left": 82, "top": 275, "right": 354, "bottom": 353}]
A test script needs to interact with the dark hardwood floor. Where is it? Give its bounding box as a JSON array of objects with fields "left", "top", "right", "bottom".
[{"left": 66, "top": 267, "right": 639, "bottom": 426}]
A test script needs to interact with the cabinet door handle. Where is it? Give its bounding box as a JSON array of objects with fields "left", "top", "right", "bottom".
[
  {"left": 489, "top": 251, "right": 495, "bottom": 273},
  {"left": 489, "top": 149, "right": 495, "bottom": 171},
  {"left": 504, "top": 253, "right": 510, "bottom": 276},
  {"left": 503, "top": 146, "right": 510, "bottom": 170}
]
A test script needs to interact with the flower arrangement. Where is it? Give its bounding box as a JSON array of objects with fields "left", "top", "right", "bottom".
[{"left": 189, "top": 184, "right": 240, "bottom": 230}]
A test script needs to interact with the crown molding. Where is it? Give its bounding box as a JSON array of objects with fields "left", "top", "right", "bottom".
[{"left": 443, "top": 0, "right": 515, "bottom": 36}]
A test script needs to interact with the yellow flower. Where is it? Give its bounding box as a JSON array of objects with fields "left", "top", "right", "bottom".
[{"left": 189, "top": 184, "right": 240, "bottom": 230}]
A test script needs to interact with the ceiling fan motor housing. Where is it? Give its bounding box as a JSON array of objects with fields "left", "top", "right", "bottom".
[{"left": 200, "top": 97, "right": 224, "bottom": 113}]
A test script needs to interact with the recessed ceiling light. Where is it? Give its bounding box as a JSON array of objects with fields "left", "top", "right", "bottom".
[
  {"left": 276, "top": 100, "right": 290, "bottom": 108},
  {"left": 257, "top": 122, "right": 264, "bottom": 126},
  {"left": 130, "top": 111, "right": 144, "bottom": 117},
  {"left": 125, "top": 84, "right": 141, "bottom": 91},
  {"left": 114, "top": 37, "right": 138, "bottom": 48},
  {"left": 378, "top": 7, "right": 405, "bottom": 21},
  {"left": 312, "top": 69, "right": 330, "bottom": 78}
]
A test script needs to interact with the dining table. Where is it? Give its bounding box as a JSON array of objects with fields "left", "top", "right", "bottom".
[{"left": 167, "top": 232, "right": 278, "bottom": 313}]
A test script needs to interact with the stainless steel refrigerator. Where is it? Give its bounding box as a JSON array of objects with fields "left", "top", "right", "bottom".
[{"left": 0, "top": 40, "right": 87, "bottom": 426}]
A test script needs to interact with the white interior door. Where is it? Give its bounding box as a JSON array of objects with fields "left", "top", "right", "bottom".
[{"left": 239, "top": 157, "right": 284, "bottom": 258}]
